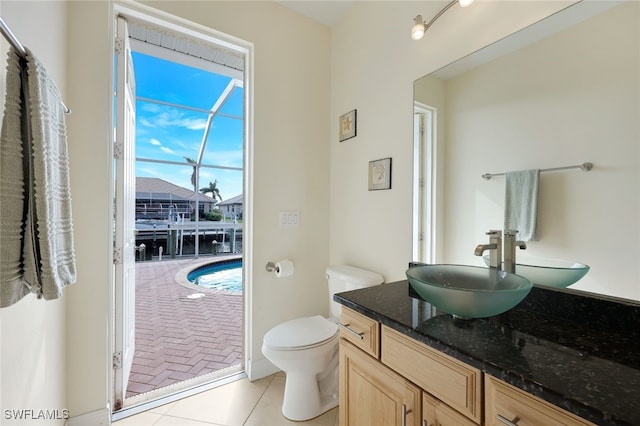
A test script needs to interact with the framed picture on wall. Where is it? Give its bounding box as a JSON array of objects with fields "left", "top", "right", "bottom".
[
  {"left": 368, "top": 158, "right": 392, "bottom": 190},
  {"left": 339, "top": 109, "right": 357, "bottom": 142}
]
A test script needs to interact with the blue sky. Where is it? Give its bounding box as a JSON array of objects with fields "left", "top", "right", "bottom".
[{"left": 132, "top": 52, "right": 244, "bottom": 200}]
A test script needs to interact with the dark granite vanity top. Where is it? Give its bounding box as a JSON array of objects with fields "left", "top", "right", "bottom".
[{"left": 334, "top": 280, "right": 640, "bottom": 425}]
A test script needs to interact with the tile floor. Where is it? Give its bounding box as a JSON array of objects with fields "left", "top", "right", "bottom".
[{"left": 115, "top": 373, "right": 339, "bottom": 426}]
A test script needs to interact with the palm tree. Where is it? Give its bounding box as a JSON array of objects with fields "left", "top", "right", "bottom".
[
  {"left": 184, "top": 156, "right": 197, "bottom": 187},
  {"left": 200, "top": 180, "right": 222, "bottom": 202}
]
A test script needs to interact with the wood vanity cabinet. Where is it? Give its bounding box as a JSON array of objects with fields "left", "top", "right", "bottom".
[
  {"left": 339, "top": 307, "right": 595, "bottom": 426},
  {"left": 339, "top": 307, "right": 476, "bottom": 426}
]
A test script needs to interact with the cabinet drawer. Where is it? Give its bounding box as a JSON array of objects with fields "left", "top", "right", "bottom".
[
  {"left": 339, "top": 307, "right": 380, "bottom": 358},
  {"left": 381, "top": 326, "right": 482, "bottom": 423},
  {"left": 485, "top": 375, "right": 595, "bottom": 426}
]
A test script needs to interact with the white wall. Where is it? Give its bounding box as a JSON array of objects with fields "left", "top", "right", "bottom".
[
  {"left": 441, "top": 2, "right": 639, "bottom": 300},
  {"left": 64, "top": 0, "right": 331, "bottom": 418},
  {"left": 329, "top": 1, "right": 579, "bottom": 281},
  {"left": 0, "top": 2, "right": 69, "bottom": 425},
  {"left": 65, "top": 1, "right": 113, "bottom": 419}
]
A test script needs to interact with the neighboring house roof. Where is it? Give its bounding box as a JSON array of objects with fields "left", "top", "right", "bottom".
[
  {"left": 136, "top": 177, "right": 215, "bottom": 203},
  {"left": 217, "top": 194, "right": 243, "bottom": 206}
]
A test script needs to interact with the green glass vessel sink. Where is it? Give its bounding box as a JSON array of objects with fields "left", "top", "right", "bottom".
[
  {"left": 482, "top": 255, "right": 589, "bottom": 288},
  {"left": 406, "top": 264, "right": 532, "bottom": 319}
]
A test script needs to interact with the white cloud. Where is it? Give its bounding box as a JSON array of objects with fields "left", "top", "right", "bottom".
[
  {"left": 150, "top": 138, "right": 162, "bottom": 146},
  {"left": 139, "top": 118, "right": 153, "bottom": 128},
  {"left": 175, "top": 117, "right": 208, "bottom": 131},
  {"left": 140, "top": 108, "right": 208, "bottom": 131},
  {"left": 160, "top": 146, "right": 176, "bottom": 155},
  {"left": 202, "top": 150, "right": 243, "bottom": 168},
  {"left": 141, "top": 103, "right": 161, "bottom": 113}
]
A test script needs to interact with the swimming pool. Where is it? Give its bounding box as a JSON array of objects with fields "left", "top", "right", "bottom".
[{"left": 188, "top": 260, "right": 243, "bottom": 293}]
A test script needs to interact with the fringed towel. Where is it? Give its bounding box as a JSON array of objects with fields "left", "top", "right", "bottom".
[
  {"left": 0, "top": 47, "right": 76, "bottom": 308},
  {"left": 504, "top": 169, "right": 539, "bottom": 242}
]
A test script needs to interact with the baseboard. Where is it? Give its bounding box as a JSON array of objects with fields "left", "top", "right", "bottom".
[
  {"left": 246, "top": 357, "right": 279, "bottom": 381},
  {"left": 66, "top": 407, "right": 110, "bottom": 426}
]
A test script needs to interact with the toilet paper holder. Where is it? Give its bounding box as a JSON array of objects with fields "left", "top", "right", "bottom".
[{"left": 266, "top": 259, "right": 295, "bottom": 277}]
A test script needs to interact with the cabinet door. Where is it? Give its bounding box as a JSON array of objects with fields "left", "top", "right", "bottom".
[
  {"left": 485, "top": 376, "right": 595, "bottom": 426},
  {"left": 340, "top": 338, "right": 421, "bottom": 426},
  {"left": 422, "top": 392, "right": 477, "bottom": 426}
]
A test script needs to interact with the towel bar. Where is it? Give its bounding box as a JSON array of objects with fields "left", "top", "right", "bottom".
[
  {"left": 482, "top": 162, "right": 593, "bottom": 180},
  {"left": 0, "top": 17, "right": 70, "bottom": 114}
]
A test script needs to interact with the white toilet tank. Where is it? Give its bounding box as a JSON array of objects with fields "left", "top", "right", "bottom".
[{"left": 326, "top": 265, "right": 384, "bottom": 318}]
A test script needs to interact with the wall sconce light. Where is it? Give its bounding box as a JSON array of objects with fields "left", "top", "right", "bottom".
[{"left": 411, "top": 0, "right": 475, "bottom": 40}]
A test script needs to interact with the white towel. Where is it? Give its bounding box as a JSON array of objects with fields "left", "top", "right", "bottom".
[
  {"left": 0, "top": 47, "right": 76, "bottom": 307},
  {"left": 504, "top": 169, "right": 539, "bottom": 242}
]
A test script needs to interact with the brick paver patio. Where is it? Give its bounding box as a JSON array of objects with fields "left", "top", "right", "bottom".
[{"left": 126, "top": 257, "right": 243, "bottom": 398}]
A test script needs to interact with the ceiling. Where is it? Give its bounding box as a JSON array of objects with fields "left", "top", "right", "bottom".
[{"left": 275, "top": 1, "right": 356, "bottom": 26}]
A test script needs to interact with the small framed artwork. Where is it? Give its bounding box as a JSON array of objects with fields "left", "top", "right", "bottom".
[
  {"left": 368, "top": 158, "right": 392, "bottom": 190},
  {"left": 339, "top": 109, "right": 357, "bottom": 142}
]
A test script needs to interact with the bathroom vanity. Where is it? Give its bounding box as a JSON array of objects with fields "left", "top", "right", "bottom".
[{"left": 335, "top": 281, "right": 640, "bottom": 425}]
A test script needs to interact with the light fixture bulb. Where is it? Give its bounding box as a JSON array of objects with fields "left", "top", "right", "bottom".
[
  {"left": 458, "top": 0, "right": 474, "bottom": 7},
  {"left": 411, "top": 15, "right": 426, "bottom": 40}
]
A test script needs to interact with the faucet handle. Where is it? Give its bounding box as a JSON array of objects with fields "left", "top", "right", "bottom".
[
  {"left": 486, "top": 229, "right": 502, "bottom": 236},
  {"left": 504, "top": 229, "right": 526, "bottom": 249}
]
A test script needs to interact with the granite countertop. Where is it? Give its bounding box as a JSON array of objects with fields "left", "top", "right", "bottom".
[{"left": 334, "top": 280, "right": 640, "bottom": 426}]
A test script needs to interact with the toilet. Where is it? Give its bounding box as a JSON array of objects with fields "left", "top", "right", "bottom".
[{"left": 261, "top": 265, "right": 384, "bottom": 421}]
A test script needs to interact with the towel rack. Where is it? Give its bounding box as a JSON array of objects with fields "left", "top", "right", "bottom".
[
  {"left": 482, "top": 162, "right": 593, "bottom": 180},
  {"left": 0, "top": 16, "right": 71, "bottom": 114}
]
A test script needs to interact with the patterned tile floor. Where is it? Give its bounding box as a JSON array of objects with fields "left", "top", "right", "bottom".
[{"left": 126, "top": 256, "right": 243, "bottom": 398}]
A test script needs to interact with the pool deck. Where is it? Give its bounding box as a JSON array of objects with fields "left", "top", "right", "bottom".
[{"left": 126, "top": 256, "right": 243, "bottom": 399}]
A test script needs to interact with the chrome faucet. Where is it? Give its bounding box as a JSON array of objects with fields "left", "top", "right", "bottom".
[
  {"left": 474, "top": 230, "right": 502, "bottom": 269},
  {"left": 503, "top": 229, "right": 527, "bottom": 273}
]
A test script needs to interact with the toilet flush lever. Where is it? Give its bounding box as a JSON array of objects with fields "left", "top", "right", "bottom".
[{"left": 337, "top": 323, "right": 364, "bottom": 340}]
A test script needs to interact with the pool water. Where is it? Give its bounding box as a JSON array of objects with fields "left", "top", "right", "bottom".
[{"left": 188, "top": 260, "right": 243, "bottom": 293}]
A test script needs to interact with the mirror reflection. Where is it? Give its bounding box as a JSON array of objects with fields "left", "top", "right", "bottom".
[{"left": 413, "top": 1, "right": 639, "bottom": 301}]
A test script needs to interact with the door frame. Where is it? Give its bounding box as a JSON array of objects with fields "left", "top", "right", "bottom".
[
  {"left": 113, "top": 14, "right": 137, "bottom": 411},
  {"left": 109, "top": 1, "right": 255, "bottom": 417},
  {"left": 413, "top": 102, "right": 437, "bottom": 264}
]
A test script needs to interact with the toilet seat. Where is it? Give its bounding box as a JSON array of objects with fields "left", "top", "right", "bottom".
[{"left": 263, "top": 315, "right": 338, "bottom": 351}]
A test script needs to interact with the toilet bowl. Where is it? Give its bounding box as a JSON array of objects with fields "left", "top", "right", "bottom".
[
  {"left": 261, "top": 265, "right": 384, "bottom": 421},
  {"left": 262, "top": 315, "right": 340, "bottom": 421}
]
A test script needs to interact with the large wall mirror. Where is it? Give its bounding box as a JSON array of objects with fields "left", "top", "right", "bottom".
[{"left": 413, "top": 1, "right": 639, "bottom": 302}]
